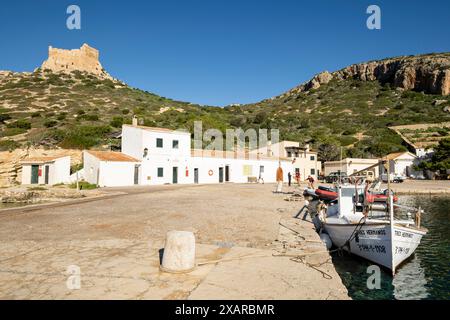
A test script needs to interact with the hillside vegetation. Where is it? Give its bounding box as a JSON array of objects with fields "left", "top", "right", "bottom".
[{"left": 1, "top": 53, "right": 449, "bottom": 161}]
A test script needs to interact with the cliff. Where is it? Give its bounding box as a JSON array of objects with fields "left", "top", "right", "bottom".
[{"left": 281, "top": 53, "right": 450, "bottom": 98}]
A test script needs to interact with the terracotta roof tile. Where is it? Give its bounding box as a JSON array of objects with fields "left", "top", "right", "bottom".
[
  {"left": 87, "top": 151, "right": 140, "bottom": 162},
  {"left": 20, "top": 155, "right": 68, "bottom": 163}
]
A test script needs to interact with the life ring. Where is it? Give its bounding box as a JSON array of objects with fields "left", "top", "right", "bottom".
[{"left": 208, "top": 170, "right": 214, "bottom": 176}]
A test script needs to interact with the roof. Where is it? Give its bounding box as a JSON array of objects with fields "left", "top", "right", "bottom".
[
  {"left": 86, "top": 151, "right": 140, "bottom": 162},
  {"left": 324, "top": 158, "right": 379, "bottom": 165},
  {"left": 20, "top": 155, "right": 68, "bottom": 164},
  {"left": 385, "top": 152, "right": 416, "bottom": 160},
  {"left": 123, "top": 124, "right": 190, "bottom": 135},
  {"left": 191, "top": 149, "right": 291, "bottom": 161}
]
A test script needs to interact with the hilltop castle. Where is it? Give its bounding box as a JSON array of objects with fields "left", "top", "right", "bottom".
[{"left": 41, "top": 43, "right": 111, "bottom": 78}]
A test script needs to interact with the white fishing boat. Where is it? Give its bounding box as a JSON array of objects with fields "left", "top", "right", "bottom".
[{"left": 318, "top": 183, "right": 427, "bottom": 275}]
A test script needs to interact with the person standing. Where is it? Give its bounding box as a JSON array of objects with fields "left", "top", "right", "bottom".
[
  {"left": 276, "top": 164, "right": 284, "bottom": 193},
  {"left": 307, "top": 175, "right": 315, "bottom": 189},
  {"left": 288, "top": 172, "right": 292, "bottom": 187}
]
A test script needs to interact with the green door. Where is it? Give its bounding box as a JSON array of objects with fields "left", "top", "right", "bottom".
[
  {"left": 172, "top": 167, "right": 178, "bottom": 184},
  {"left": 31, "top": 165, "right": 39, "bottom": 184}
]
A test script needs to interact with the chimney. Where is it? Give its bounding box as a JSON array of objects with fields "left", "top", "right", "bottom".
[{"left": 132, "top": 115, "right": 138, "bottom": 127}]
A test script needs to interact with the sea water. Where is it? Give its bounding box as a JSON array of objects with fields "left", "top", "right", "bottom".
[{"left": 331, "top": 195, "right": 450, "bottom": 300}]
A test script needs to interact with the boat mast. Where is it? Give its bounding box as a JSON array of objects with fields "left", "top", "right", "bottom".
[{"left": 386, "top": 159, "right": 395, "bottom": 276}]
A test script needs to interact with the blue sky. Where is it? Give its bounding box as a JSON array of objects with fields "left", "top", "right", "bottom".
[{"left": 0, "top": 0, "right": 449, "bottom": 106}]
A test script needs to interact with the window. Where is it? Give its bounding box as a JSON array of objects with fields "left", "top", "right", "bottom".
[
  {"left": 156, "top": 138, "right": 163, "bottom": 148},
  {"left": 310, "top": 156, "right": 315, "bottom": 161},
  {"left": 143, "top": 148, "right": 148, "bottom": 158},
  {"left": 157, "top": 168, "right": 164, "bottom": 177},
  {"left": 287, "top": 151, "right": 292, "bottom": 157},
  {"left": 311, "top": 169, "right": 315, "bottom": 175},
  {"left": 243, "top": 165, "right": 253, "bottom": 176},
  {"left": 172, "top": 140, "right": 179, "bottom": 149}
]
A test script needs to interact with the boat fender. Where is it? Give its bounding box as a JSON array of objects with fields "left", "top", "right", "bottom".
[{"left": 320, "top": 233, "right": 332, "bottom": 250}]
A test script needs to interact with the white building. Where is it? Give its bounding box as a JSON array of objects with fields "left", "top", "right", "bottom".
[
  {"left": 324, "top": 158, "right": 380, "bottom": 177},
  {"left": 383, "top": 152, "right": 419, "bottom": 177},
  {"left": 251, "top": 141, "right": 319, "bottom": 179},
  {"left": 83, "top": 124, "right": 306, "bottom": 187},
  {"left": 83, "top": 151, "right": 141, "bottom": 187},
  {"left": 21, "top": 156, "right": 71, "bottom": 185}
]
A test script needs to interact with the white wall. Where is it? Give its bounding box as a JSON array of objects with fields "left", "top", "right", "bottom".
[
  {"left": 21, "top": 156, "right": 71, "bottom": 185},
  {"left": 122, "top": 125, "right": 191, "bottom": 161},
  {"left": 21, "top": 165, "right": 32, "bottom": 185},
  {"left": 52, "top": 157, "right": 71, "bottom": 184},
  {"left": 324, "top": 159, "right": 379, "bottom": 177},
  {"left": 393, "top": 154, "right": 418, "bottom": 177},
  {"left": 98, "top": 161, "right": 138, "bottom": 187},
  {"left": 83, "top": 152, "right": 101, "bottom": 185},
  {"left": 83, "top": 151, "right": 139, "bottom": 187}
]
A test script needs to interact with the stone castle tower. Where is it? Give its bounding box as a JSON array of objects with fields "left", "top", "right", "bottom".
[{"left": 41, "top": 43, "right": 111, "bottom": 78}]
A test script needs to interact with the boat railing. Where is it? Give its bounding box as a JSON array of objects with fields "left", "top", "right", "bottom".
[
  {"left": 393, "top": 203, "right": 423, "bottom": 228},
  {"left": 364, "top": 201, "right": 423, "bottom": 228}
]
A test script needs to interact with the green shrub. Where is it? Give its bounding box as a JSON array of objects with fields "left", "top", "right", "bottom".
[
  {"left": 59, "top": 125, "right": 111, "bottom": 149},
  {"left": 337, "top": 136, "right": 358, "bottom": 146},
  {"left": 81, "top": 114, "right": 99, "bottom": 121},
  {"left": 0, "top": 113, "right": 12, "bottom": 123},
  {"left": 31, "top": 112, "right": 42, "bottom": 118},
  {"left": 110, "top": 116, "right": 124, "bottom": 128},
  {"left": 6, "top": 119, "right": 31, "bottom": 130},
  {"left": 44, "top": 120, "right": 58, "bottom": 128},
  {"left": 0, "top": 140, "right": 20, "bottom": 151},
  {"left": 69, "top": 181, "right": 98, "bottom": 190},
  {"left": 57, "top": 113, "right": 67, "bottom": 121},
  {"left": 122, "top": 109, "right": 130, "bottom": 115},
  {"left": 70, "top": 163, "right": 84, "bottom": 174},
  {"left": 0, "top": 127, "right": 27, "bottom": 137}
]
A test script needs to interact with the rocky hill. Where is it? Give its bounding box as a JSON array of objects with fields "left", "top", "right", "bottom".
[
  {"left": 278, "top": 53, "right": 450, "bottom": 98},
  {"left": 1, "top": 47, "right": 449, "bottom": 185}
]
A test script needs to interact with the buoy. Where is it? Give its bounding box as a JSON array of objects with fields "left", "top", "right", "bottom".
[
  {"left": 320, "top": 233, "right": 332, "bottom": 250},
  {"left": 160, "top": 231, "right": 196, "bottom": 273}
]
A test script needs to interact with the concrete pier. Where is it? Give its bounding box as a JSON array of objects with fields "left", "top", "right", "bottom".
[{"left": 0, "top": 183, "right": 349, "bottom": 299}]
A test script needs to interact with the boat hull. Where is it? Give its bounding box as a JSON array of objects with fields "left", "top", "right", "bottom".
[{"left": 323, "top": 221, "right": 425, "bottom": 272}]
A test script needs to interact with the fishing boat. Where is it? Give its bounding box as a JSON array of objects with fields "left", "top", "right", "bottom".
[{"left": 317, "top": 183, "right": 427, "bottom": 274}]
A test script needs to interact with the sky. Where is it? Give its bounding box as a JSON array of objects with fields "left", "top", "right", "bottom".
[{"left": 0, "top": 0, "right": 449, "bottom": 106}]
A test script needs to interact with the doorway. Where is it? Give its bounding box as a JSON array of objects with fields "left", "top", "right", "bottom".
[
  {"left": 194, "top": 168, "right": 199, "bottom": 184},
  {"left": 44, "top": 165, "right": 50, "bottom": 185},
  {"left": 173, "top": 167, "right": 178, "bottom": 184},
  {"left": 219, "top": 167, "right": 224, "bottom": 183},
  {"left": 31, "top": 165, "right": 39, "bottom": 184},
  {"left": 134, "top": 165, "right": 140, "bottom": 185},
  {"left": 225, "top": 165, "right": 230, "bottom": 182}
]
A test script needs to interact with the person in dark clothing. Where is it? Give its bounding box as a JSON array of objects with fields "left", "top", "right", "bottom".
[
  {"left": 307, "top": 175, "right": 315, "bottom": 189},
  {"left": 288, "top": 172, "right": 292, "bottom": 187}
]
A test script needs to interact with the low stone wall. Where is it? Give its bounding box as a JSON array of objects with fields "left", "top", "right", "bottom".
[{"left": 0, "top": 187, "right": 85, "bottom": 204}]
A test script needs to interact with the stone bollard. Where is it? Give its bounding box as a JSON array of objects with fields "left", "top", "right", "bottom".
[{"left": 160, "top": 231, "right": 196, "bottom": 273}]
